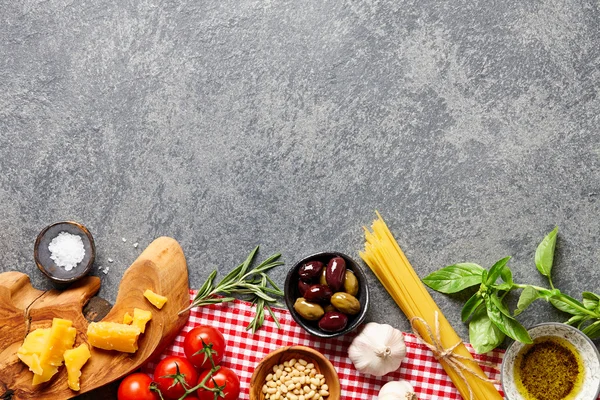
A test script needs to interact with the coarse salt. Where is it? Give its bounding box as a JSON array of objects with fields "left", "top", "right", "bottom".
[{"left": 48, "top": 232, "right": 85, "bottom": 271}]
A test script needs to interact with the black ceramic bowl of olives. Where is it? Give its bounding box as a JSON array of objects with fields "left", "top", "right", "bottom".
[{"left": 284, "top": 252, "right": 369, "bottom": 338}]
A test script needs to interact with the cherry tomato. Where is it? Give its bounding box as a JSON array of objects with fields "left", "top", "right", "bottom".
[
  {"left": 183, "top": 326, "right": 227, "bottom": 369},
  {"left": 154, "top": 356, "right": 199, "bottom": 400},
  {"left": 118, "top": 372, "right": 159, "bottom": 400},
  {"left": 196, "top": 366, "right": 240, "bottom": 400}
]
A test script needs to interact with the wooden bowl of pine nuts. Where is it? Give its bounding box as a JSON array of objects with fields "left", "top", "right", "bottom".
[{"left": 249, "top": 345, "right": 341, "bottom": 400}]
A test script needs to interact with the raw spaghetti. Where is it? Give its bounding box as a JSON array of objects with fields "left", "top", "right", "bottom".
[{"left": 359, "top": 212, "right": 502, "bottom": 400}]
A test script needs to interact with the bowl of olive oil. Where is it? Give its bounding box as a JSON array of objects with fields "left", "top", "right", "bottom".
[{"left": 501, "top": 323, "right": 600, "bottom": 400}]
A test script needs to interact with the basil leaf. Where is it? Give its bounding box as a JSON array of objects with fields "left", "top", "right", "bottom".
[
  {"left": 581, "top": 320, "right": 600, "bottom": 340},
  {"left": 485, "top": 257, "right": 511, "bottom": 286},
  {"left": 549, "top": 293, "right": 586, "bottom": 315},
  {"left": 582, "top": 292, "right": 600, "bottom": 311},
  {"left": 493, "top": 282, "right": 513, "bottom": 291},
  {"left": 514, "top": 286, "right": 541, "bottom": 316},
  {"left": 490, "top": 292, "right": 512, "bottom": 317},
  {"left": 500, "top": 265, "right": 514, "bottom": 286},
  {"left": 461, "top": 293, "right": 484, "bottom": 322},
  {"left": 564, "top": 314, "right": 587, "bottom": 326},
  {"left": 422, "top": 263, "right": 485, "bottom": 294},
  {"left": 469, "top": 306, "right": 506, "bottom": 354},
  {"left": 535, "top": 226, "right": 558, "bottom": 278},
  {"left": 486, "top": 297, "right": 533, "bottom": 343},
  {"left": 577, "top": 316, "right": 592, "bottom": 329},
  {"left": 538, "top": 288, "right": 556, "bottom": 301}
]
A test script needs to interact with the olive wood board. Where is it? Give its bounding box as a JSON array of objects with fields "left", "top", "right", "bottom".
[{"left": 0, "top": 236, "right": 190, "bottom": 399}]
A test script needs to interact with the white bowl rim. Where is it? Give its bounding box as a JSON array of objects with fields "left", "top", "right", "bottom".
[{"left": 500, "top": 322, "right": 600, "bottom": 400}]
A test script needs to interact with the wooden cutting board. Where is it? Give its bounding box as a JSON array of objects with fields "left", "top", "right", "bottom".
[{"left": 0, "top": 236, "right": 190, "bottom": 399}]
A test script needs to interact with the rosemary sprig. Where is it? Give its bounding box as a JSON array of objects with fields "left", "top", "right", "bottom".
[{"left": 179, "top": 246, "right": 285, "bottom": 333}]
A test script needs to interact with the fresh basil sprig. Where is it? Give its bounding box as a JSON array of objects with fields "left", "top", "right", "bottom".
[{"left": 424, "top": 227, "right": 600, "bottom": 353}]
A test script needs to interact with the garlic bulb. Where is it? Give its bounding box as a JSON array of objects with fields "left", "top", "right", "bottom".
[
  {"left": 347, "top": 322, "right": 406, "bottom": 376},
  {"left": 378, "top": 380, "right": 418, "bottom": 400}
]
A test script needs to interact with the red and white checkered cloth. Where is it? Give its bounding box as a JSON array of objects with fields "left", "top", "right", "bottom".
[{"left": 143, "top": 292, "right": 504, "bottom": 399}]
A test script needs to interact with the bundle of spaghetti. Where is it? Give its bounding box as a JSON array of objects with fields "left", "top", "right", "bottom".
[{"left": 360, "top": 213, "right": 502, "bottom": 400}]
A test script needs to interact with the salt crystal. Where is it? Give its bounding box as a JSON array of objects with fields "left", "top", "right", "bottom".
[
  {"left": 108, "top": 258, "right": 114, "bottom": 263},
  {"left": 122, "top": 238, "right": 127, "bottom": 242},
  {"left": 48, "top": 232, "right": 85, "bottom": 271},
  {"left": 103, "top": 266, "right": 110, "bottom": 275},
  {"left": 133, "top": 243, "right": 139, "bottom": 248}
]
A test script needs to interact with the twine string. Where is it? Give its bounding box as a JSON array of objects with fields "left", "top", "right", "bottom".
[{"left": 410, "top": 311, "right": 500, "bottom": 400}]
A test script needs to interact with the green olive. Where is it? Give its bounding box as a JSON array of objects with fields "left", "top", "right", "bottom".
[
  {"left": 293, "top": 297, "right": 325, "bottom": 320},
  {"left": 324, "top": 304, "right": 336, "bottom": 313},
  {"left": 343, "top": 270, "right": 359, "bottom": 296},
  {"left": 331, "top": 292, "right": 361, "bottom": 315},
  {"left": 319, "top": 267, "right": 327, "bottom": 285}
]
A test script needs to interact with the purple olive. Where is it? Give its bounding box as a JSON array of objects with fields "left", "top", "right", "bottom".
[
  {"left": 298, "top": 261, "right": 325, "bottom": 281},
  {"left": 318, "top": 311, "right": 348, "bottom": 332},
  {"left": 298, "top": 280, "right": 312, "bottom": 297},
  {"left": 303, "top": 284, "right": 333, "bottom": 303},
  {"left": 325, "top": 257, "right": 346, "bottom": 292}
]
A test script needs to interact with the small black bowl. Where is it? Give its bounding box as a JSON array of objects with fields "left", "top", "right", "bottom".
[
  {"left": 34, "top": 221, "right": 96, "bottom": 285},
  {"left": 284, "top": 251, "right": 369, "bottom": 338}
]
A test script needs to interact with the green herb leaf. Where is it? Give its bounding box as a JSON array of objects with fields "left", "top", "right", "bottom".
[
  {"left": 422, "top": 263, "right": 485, "bottom": 293},
  {"left": 486, "top": 297, "right": 533, "bottom": 344},
  {"left": 180, "top": 247, "right": 285, "bottom": 333},
  {"left": 266, "top": 304, "right": 281, "bottom": 329},
  {"left": 196, "top": 270, "right": 218, "bottom": 298},
  {"left": 500, "top": 265, "right": 514, "bottom": 286},
  {"left": 581, "top": 320, "right": 600, "bottom": 340},
  {"left": 514, "top": 286, "right": 541, "bottom": 316},
  {"left": 582, "top": 292, "right": 600, "bottom": 311},
  {"left": 239, "top": 246, "right": 258, "bottom": 276},
  {"left": 535, "top": 227, "right": 558, "bottom": 278},
  {"left": 469, "top": 307, "right": 506, "bottom": 354},
  {"left": 461, "top": 293, "right": 484, "bottom": 322},
  {"left": 564, "top": 314, "right": 587, "bottom": 326},
  {"left": 490, "top": 292, "right": 512, "bottom": 317},
  {"left": 538, "top": 288, "right": 556, "bottom": 301},
  {"left": 218, "top": 263, "right": 245, "bottom": 287},
  {"left": 485, "top": 257, "right": 511, "bottom": 286},
  {"left": 493, "top": 282, "right": 513, "bottom": 291},
  {"left": 549, "top": 293, "right": 586, "bottom": 315}
]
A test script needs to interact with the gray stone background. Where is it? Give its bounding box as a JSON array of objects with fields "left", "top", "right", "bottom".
[{"left": 1, "top": 0, "right": 599, "bottom": 373}]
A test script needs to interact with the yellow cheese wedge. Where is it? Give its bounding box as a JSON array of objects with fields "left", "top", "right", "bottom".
[
  {"left": 17, "top": 328, "right": 51, "bottom": 375},
  {"left": 123, "top": 312, "right": 133, "bottom": 324},
  {"left": 132, "top": 308, "right": 152, "bottom": 333},
  {"left": 33, "top": 318, "right": 77, "bottom": 385},
  {"left": 39, "top": 319, "right": 77, "bottom": 367},
  {"left": 18, "top": 318, "right": 77, "bottom": 386},
  {"left": 144, "top": 289, "right": 168, "bottom": 309},
  {"left": 87, "top": 322, "right": 141, "bottom": 353},
  {"left": 63, "top": 344, "right": 91, "bottom": 391},
  {"left": 32, "top": 364, "right": 59, "bottom": 386}
]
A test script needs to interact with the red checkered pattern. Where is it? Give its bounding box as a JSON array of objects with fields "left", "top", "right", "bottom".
[{"left": 142, "top": 291, "right": 507, "bottom": 399}]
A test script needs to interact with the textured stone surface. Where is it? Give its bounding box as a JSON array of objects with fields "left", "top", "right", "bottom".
[{"left": 1, "top": 0, "right": 599, "bottom": 362}]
